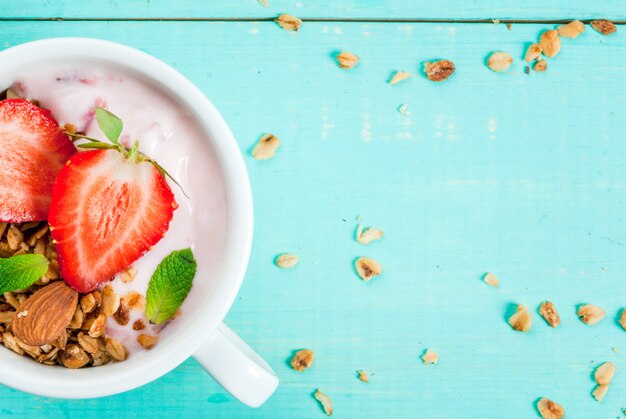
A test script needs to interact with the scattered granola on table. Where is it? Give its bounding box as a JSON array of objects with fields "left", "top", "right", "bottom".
[
  {"left": 290, "top": 349, "right": 315, "bottom": 371},
  {"left": 252, "top": 133, "right": 281, "bottom": 160},
  {"left": 355, "top": 222, "right": 383, "bottom": 245},
  {"left": 275, "top": 14, "right": 302, "bottom": 31},
  {"left": 539, "top": 30, "right": 561, "bottom": 57},
  {"left": 536, "top": 397, "right": 565, "bottom": 419},
  {"left": 421, "top": 349, "right": 438, "bottom": 365},
  {"left": 539, "top": 301, "right": 560, "bottom": 327},
  {"left": 275, "top": 253, "right": 299, "bottom": 269},
  {"left": 591, "top": 19, "right": 617, "bottom": 36},
  {"left": 336, "top": 51, "right": 359, "bottom": 69},
  {"left": 487, "top": 52, "right": 513, "bottom": 72},
  {"left": 533, "top": 60, "right": 548, "bottom": 72},
  {"left": 357, "top": 370, "right": 369, "bottom": 382},
  {"left": 388, "top": 71, "right": 411, "bottom": 85},
  {"left": 508, "top": 305, "right": 532, "bottom": 332},
  {"left": 355, "top": 257, "right": 382, "bottom": 281},
  {"left": 577, "top": 304, "right": 605, "bottom": 325},
  {"left": 557, "top": 20, "right": 585, "bottom": 39},
  {"left": 423, "top": 60, "right": 455, "bottom": 82},
  {"left": 313, "top": 389, "right": 333, "bottom": 416},
  {"left": 482, "top": 272, "right": 499, "bottom": 287}
]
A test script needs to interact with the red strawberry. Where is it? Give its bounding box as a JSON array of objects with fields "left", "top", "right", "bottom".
[
  {"left": 49, "top": 149, "right": 177, "bottom": 292},
  {"left": 0, "top": 98, "right": 76, "bottom": 222}
]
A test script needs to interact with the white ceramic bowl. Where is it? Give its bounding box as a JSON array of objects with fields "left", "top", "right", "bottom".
[{"left": 0, "top": 38, "right": 278, "bottom": 407}]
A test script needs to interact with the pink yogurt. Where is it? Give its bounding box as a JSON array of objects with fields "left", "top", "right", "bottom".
[{"left": 12, "top": 62, "right": 228, "bottom": 355}]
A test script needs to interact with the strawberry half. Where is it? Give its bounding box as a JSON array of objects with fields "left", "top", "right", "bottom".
[
  {"left": 0, "top": 98, "right": 76, "bottom": 222},
  {"left": 49, "top": 148, "right": 177, "bottom": 293}
]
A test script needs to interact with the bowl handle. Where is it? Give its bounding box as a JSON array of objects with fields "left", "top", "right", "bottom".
[{"left": 193, "top": 322, "right": 279, "bottom": 407}]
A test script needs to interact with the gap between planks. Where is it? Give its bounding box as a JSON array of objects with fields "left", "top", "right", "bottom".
[{"left": 0, "top": 17, "right": 625, "bottom": 24}]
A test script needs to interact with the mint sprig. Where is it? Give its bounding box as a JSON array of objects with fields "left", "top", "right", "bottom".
[
  {"left": 95, "top": 107, "right": 123, "bottom": 144},
  {"left": 145, "top": 248, "right": 197, "bottom": 324},
  {"left": 0, "top": 254, "right": 49, "bottom": 294}
]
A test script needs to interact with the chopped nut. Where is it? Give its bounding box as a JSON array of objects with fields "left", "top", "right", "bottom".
[
  {"left": 119, "top": 266, "right": 137, "bottom": 283},
  {"left": 137, "top": 333, "right": 158, "bottom": 349},
  {"left": 537, "top": 398, "right": 565, "bottom": 419},
  {"left": 594, "top": 362, "right": 615, "bottom": 385},
  {"left": 533, "top": 60, "right": 548, "bottom": 72},
  {"left": 105, "top": 337, "right": 126, "bottom": 361},
  {"left": 275, "top": 253, "right": 299, "bottom": 269},
  {"left": 388, "top": 71, "right": 411, "bottom": 85},
  {"left": 482, "top": 272, "right": 499, "bottom": 287},
  {"left": 252, "top": 133, "right": 280, "bottom": 160},
  {"left": 487, "top": 52, "right": 513, "bottom": 72},
  {"left": 508, "top": 305, "right": 532, "bottom": 332},
  {"left": 421, "top": 349, "right": 438, "bottom": 365},
  {"left": 336, "top": 51, "right": 359, "bottom": 69},
  {"left": 619, "top": 309, "right": 626, "bottom": 330},
  {"left": 132, "top": 319, "right": 146, "bottom": 330},
  {"left": 557, "top": 20, "right": 585, "bottom": 38},
  {"left": 88, "top": 313, "right": 107, "bottom": 338},
  {"left": 101, "top": 285, "right": 120, "bottom": 316},
  {"left": 80, "top": 293, "right": 96, "bottom": 314},
  {"left": 539, "top": 301, "right": 560, "bottom": 327},
  {"left": 313, "top": 389, "right": 333, "bottom": 416},
  {"left": 290, "top": 349, "right": 315, "bottom": 371},
  {"left": 356, "top": 225, "right": 384, "bottom": 245},
  {"left": 592, "top": 384, "right": 608, "bottom": 402},
  {"left": 77, "top": 333, "right": 100, "bottom": 354},
  {"left": 577, "top": 304, "right": 605, "bottom": 325},
  {"left": 6, "top": 225, "right": 23, "bottom": 251},
  {"left": 357, "top": 370, "right": 369, "bottom": 382},
  {"left": 61, "top": 344, "right": 89, "bottom": 369},
  {"left": 275, "top": 14, "right": 302, "bottom": 31},
  {"left": 355, "top": 257, "right": 382, "bottom": 281},
  {"left": 591, "top": 19, "right": 617, "bottom": 36},
  {"left": 113, "top": 303, "right": 130, "bottom": 326},
  {"left": 122, "top": 291, "right": 145, "bottom": 311},
  {"left": 539, "top": 30, "right": 561, "bottom": 57},
  {"left": 424, "top": 60, "right": 455, "bottom": 82}
]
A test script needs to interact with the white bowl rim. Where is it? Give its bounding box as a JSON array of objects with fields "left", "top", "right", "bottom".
[{"left": 0, "top": 37, "right": 253, "bottom": 399}]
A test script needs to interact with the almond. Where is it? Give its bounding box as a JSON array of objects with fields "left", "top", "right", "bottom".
[{"left": 12, "top": 282, "right": 78, "bottom": 346}]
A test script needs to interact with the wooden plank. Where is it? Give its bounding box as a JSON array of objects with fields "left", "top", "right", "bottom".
[
  {"left": 1, "top": 20, "right": 626, "bottom": 418},
  {"left": 1, "top": 0, "right": 626, "bottom": 21}
]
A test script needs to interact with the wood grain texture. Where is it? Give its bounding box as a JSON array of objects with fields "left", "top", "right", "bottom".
[
  {"left": 1, "top": 18, "right": 626, "bottom": 418},
  {"left": 1, "top": 0, "right": 626, "bottom": 20}
]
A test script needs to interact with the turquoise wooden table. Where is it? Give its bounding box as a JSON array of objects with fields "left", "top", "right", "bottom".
[{"left": 2, "top": 1, "right": 626, "bottom": 418}]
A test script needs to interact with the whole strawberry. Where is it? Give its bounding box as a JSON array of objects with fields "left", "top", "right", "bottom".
[
  {"left": 49, "top": 108, "right": 178, "bottom": 292},
  {"left": 0, "top": 98, "right": 76, "bottom": 221}
]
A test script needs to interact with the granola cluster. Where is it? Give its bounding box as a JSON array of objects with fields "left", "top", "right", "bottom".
[{"left": 0, "top": 221, "right": 155, "bottom": 368}]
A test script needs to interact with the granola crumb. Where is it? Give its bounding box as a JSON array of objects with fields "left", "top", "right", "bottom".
[
  {"left": 290, "top": 349, "right": 315, "bottom": 371},
  {"left": 61, "top": 344, "right": 89, "bottom": 369},
  {"left": 105, "top": 337, "right": 127, "bottom": 361},
  {"left": 533, "top": 60, "right": 548, "bottom": 72},
  {"left": 594, "top": 362, "right": 615, "bottom": 385},
  {"left": 63, "top": 123, "right": 77, "bottom": 135},
  {"left": 591, "top": 19, "right": 617, "bottom": 36},
  {"left": 356, "top": 224, "right": 384, "bottom": 245},
  {"left": 80, "top": 293, "right": 96, "bottom": 314},
  {"left": 122, "top": 291, "right": 145, "bottom": 311},
  {"left": 119, "top": 266, "right": 137, "bottom": 283},
  {"left": 101, "top": 285, "right": 120, "bottom": 316},
  {"left": 539, "top": 301, "right": 560, "bottom": 327},
  {"left": 421, "top": 349, "right": 438, "bottom": 365},
  {"left": 537, "top": 397, "right": 565, "bottom": 419},
  {"left": 612, "top": 347, "right": 618, "bottom": 353},
  {"left": 336, "top": 51, "right": 359, "bottom": 69},
  {"left": 252, "top": 133, "right": 281, "bottom": 160},
  {"left": 313, "top": 389, "right": 333, "bottom": 416},
  {"left": 355, "top": 257, "right": 382, "bottom": 281},
  {"left": 357, "top": 370, "right": 369, "bottom": 382},
  {"left": 423, "top": 60, "right": 455, "bottom": 82},
  {"left": 88, "top": 313, "right": 107, "bottom": 338},
  {"left": 487, "top": 52, "right": 513, "bottom": 72},
  {"left": 398, "top": 103, "right": 409, "bottom": 114},
  {"left": 539, "top": 30, "right": 561, "bottom": 58},
  {"left": 577, "top": 304, "right": 605, "bottom": 325},
  {"left": 482, "top": 272, "right": 499, "bottom": 287},
  {"left": 137, "top": 333, "right": 158, "bottom": 349},
  {"left": 508, "top": 305, "right": 532, "bottom": 332},
  {"left": 275, "top": 253, "right": 299, "bottom": 269},
  {"left": 557, "top": 20, "right": 585, "bottom": 38},
  {"left": 388, "top": 71, "right": 411, "bottom": 85},
  {"left": 132, "top": 319, "right": 146, "bottom": 330},
  {"left": 275, "top": 14, "right": 302, "bottom": 31},
  {"left": 592, "top": 384, "right": 608, "bottom": 402}
]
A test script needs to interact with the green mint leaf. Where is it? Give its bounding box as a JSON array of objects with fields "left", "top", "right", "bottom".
[
  {"left": 0, "top": 254, "right": 49, "bottom": 294},
  {"left": 95, "top": 107, "right": 123, "bottom": 144},
  {"left": 146, "top": 248, "right": 197, "bottom": 324}
]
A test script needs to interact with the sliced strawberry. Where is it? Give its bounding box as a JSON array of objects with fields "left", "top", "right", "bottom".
[
  {"left": 49, "top": 149, "right": 177, "bottom": 292},
  {"left": 0, "top": 98, "right": 76, "bottom": 222}
]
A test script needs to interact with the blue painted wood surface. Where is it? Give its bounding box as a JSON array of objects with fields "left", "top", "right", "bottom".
[{"left": 1, "top": 5, "right": 626, "bottom": 418}]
